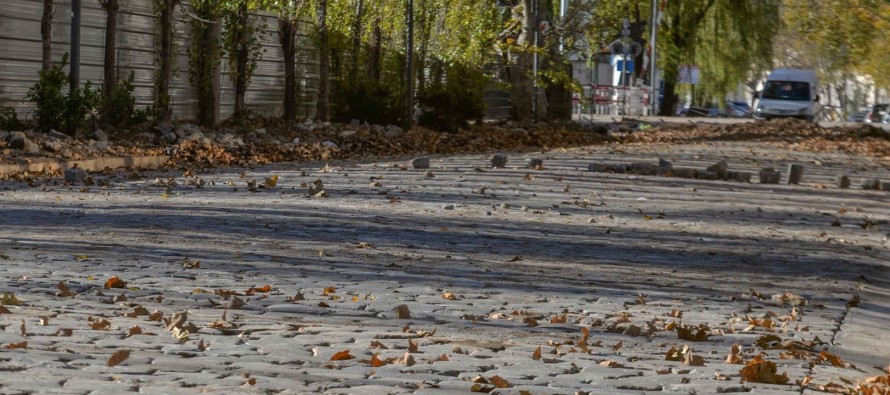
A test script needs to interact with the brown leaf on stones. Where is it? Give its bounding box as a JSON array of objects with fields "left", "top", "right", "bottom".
[
  {"left": 408, "top": 338, "right": 419, "bottom": 353},
  {"left": 198, "top": 339, "right": 209, "bottom": 352},
  {"left": 677, "top": 325, "right": 710, "bottom": 342},
  {"left": 57, "top": 282, "right": 75, "bottom": 297},
  {"left": 322, "top": 287, "right": 336, "bottom": 295},
  {"left": 442, "top": 292, "right": 457, "bottom": 301},
  {"left": 550, "top": 313, "right": 567, "bottom": 324},
  {"left": 89, "top": 318, "right": 111, "bottom": 331},
  {"left": 847, "top": 294, "right": 861, "bottom": 308},
  {"left": 532, "top": 346, "right": 542, "bottom": 360},
  {"left": 3, "top": 341, "right": 27, "bottom": 349},
  {"left": 54, "top": 328, "right": 73, "bottom": 337},
  {"left": 19, "top": 320, "right": 25, "bottom": 336},
  {"left": 507, "top": 255, "right": 522, "bottom": 262},
  {"left": 470, "top": 383, "right": 494, "bottom": 393},
  {"left": 318, "top": 301, "right": 330, "bottom": 308},
  {"left": 148, "top": 310, "right": 163, "bottom": 322},
  {"left": 287, "top": 292, "right": 305, "bottom": 302},
  {"left": 771, "top": 292, "right": 807, "bottom": 306},
  {"left": 600, "top": 359, "right": 625, "bottom": 368},
  {"left": 104, "top": 276, "right": 127, "bottom": 289},
  {"left": 0, "top": 305, "right": 11, "bottom": 314},
  {"left": 684, "top": 350, "right": 706, "bottom": 366},
  {"left": 124, "top": 306, "right": 150, "bottom": 318},
  {"left": 523, "top": 316, "right": 539, "bottom": 327},
  {"left": 370, "top": 341, "right": 388, "bottom": 349},
  {"left": 107, "top": 350, "right": 130, "bottom": 367},
  {"left": 395, "top": 304, "right": 411, "bottom": 319},
  {"left": 665, "top": 346, "right": 684, "bottom": 362},
  {"left": 124, "top": 325, "right": 143, "bottom": 338},
  {"left": 817, "top": 351, "right": 851, "bottom": 368},
  {"left": 739, "top": 354, "right": 789, "bottom": 384},
  {"left": 726, "top": 343, "right": 744, "bottom": 364},
  {"left": 612, "top": 341, "right": 623, "bottom": 353},
  {"left": 489, "top": 376, "right": 511, "bottom": 388},
  {"left": 750, "top": 288, "right": 766, "bottom": 300},
  {"left": 330, "top": 350, "right": 354, "bottom": 361},
  {"left": 668, "top": 309, "right": 683, "bottom": 318},
  {"left": 400, "top": 351, "right": 416, "bottom": 366}
]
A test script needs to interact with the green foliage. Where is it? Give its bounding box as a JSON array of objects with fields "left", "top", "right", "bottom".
[
  {"left": 100, "top": 71, "right": 139, "bottom": 128},
  {"left": 332, "top": 79, "right": 404, "bottom": 125},
  {"left": 418, "top": 64, "right": 488, "bottom": 132},
  {"left": 0, "top": 106, "right": 20, "bottom": 131},
  {"left": 25, "top": 53, "right": 100, "bottom": 134},
  {"left": 222, "top": 1, "right": 267, "bottom": 94}
]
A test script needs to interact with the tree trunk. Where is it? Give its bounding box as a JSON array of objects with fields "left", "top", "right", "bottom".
[
  {"left": 101, "top": 0, "right": 119, "bottom": 103},
  {"left": 368, "top": 18, "right": 382, "bottom": 82},
  {"left": 234, "top": 1, "right": 249, "bottom": 118},
  {"left": 279, "top": 17, "right": 298, "bottom": 122},
  {"left": 191, "top": 1, "right": 221, "bottom": 127},
  {"left": 156, "top": 0, "right": 178, "bottom": 123},
  {"left": 316, "top": 0, "right": 330, "bottom": 122},
  {"left": 350, "top": 0, "right": 363, "bottom": 79},
  {"left": 41, "top": 0, "right": 53, "bottom": 71},
  {"left": 507, "top": 0, "right": 536, "bottom": 123},
  {"left": 659, "top": 80, "right": 678, "bottom": 116}
]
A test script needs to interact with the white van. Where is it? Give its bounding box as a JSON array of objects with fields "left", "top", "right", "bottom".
[{"left": 754, "top": 69, "right": 821, "bottom": 121}]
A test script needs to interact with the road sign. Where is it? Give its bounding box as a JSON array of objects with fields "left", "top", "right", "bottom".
[{"left": 678, "top": 65, "right": 699, "bottom": 84}]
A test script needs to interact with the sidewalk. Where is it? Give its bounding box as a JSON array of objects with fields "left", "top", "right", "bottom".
[{"left": 1, "top": 141, "right": 888, "bottom": 394}]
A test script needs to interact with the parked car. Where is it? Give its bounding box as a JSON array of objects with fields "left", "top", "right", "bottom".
[
  {"left": 725, "top": 101, "right": 753, "bottom": 118},
  {"left": 755, "top": 69, "right": 821, "bottom": 121},
  {"left": 676, "top": 104, "right": 722, "bottom": 117},
  {"left": 848, "top": 109, "right": 873, "bottom": 122},
  {"left": 869, "top": 104, "right": 889, "bottom": 123}
]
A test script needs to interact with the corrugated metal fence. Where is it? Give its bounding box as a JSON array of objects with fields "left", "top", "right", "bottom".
[{"left": 0, "top": 0, "right": 319, "bottom": 121}]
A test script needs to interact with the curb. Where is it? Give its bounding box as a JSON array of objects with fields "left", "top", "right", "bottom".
[{"left": 0, "top": 155, "right": 170, "bottom": 177}]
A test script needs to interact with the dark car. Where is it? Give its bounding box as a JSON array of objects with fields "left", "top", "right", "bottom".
[
  {"left": 870, "top": 104, "right": 889, "bottom": 123},
  {"left": 848, "top": 109, "right": 872, "bottom": 122},
  {"left": 676, "top": 104, "right": 722, "bottom": 117},
  {"left": 725, "top": 101, "right": 753, "bottom": 118}
]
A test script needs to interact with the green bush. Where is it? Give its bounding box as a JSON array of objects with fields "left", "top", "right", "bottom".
[
  {"left": 25, "top": 53, "right": 100, "bottom": 134},
  {"left": 0, "top": 106, "right": 20, "bottom": 130},
  {"left": 418, "top": 64, "right": 487, "bottom": 132},
  {"left": 100, "top": 71, "right": 138, "bottom": 128},
  {"left": 332, "top": 80, "right": 405, "bottom": 126}
]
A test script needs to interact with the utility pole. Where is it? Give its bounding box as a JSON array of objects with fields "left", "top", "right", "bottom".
[
  {"left": 405, "top": 0, "right": 415, "bottom": 129},
  {"left": 649, "top": 0, "right": 658, "bottom": 116},
  {"left": 70, "top": 0, "right": 81, "bottom": 92}
]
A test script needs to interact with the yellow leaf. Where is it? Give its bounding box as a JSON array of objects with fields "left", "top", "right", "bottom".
[
  {"left": 322, "top": 287, "right": 336, "bottom": 295},
  {"left": 75, "top": 254, "right": 90, "bottom": 262},
  {"left": 442, "top": 292, "right": 457, "bottom": 301},
  {"left": 264, "top": 175, "right": 279, "bottom": 188}
]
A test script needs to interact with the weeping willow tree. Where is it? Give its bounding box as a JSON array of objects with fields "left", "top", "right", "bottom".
[
  {"left": 655, "top": 0, "right": 781, "bottom": 115},
  {"left": 691, "top": 1, "right": 779, "bottom": 105}
]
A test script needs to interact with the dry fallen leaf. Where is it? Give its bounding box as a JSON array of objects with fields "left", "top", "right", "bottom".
[
  {"left": 264, "top": 175, "right": 279, "bottom": 188},
  {"left": 0, "top": 305, "right": 11, "bottom": 314},
  {"left": 677, "top": 325, "right": 710, "bottom": 342},
  {"left": 489, "top": 376, "right": 511, "bottom": 388},
  {"left": 125, "top": 325, "right": 143, "bottom": 338},
  {"left": 0, "top": 293, "right": 22, "bottom": 306},
  {"left": 726, "top": 343, "right": 744, "bottom": 364},
  {"left": 330, "top": 350, "right": 354, "bottom": 361},
  {"left": 532, "top": 346, "right": 542, "bottom": 360},
  {"left": 107, "top": 350, "right": 130, "bottom": 367},
  {"left": 408, "top": 338, "right": 419, "bottom": 353},
  {"left": 57, "top": 282, "right": 75, "bottom": 297},
  {"left": 89, "top": 318, "right": 111, "bottom": 331},
  {"left": 550, "top": 313, "right": 567, "bottom": 324},
  {"left": 104, "top": 276, "right": 127, "bottom": 289},
  {"left": 3, "top": 341, "right": 28, "bottom": 349},
  {"left": 395, "top": 304, "right": 411, "bottom": 319},
  {"left": 369, "top": 353, "right": 386, "bottom": 367},
  {"left": 612, "top": 341, "right": 623, "bottom": 353},
  {"left": 684, "top": 350, "right": 706, "bottom": 366},
  {"left": 370, "top": 341, "right": 388, "bottom": 349},
  {"left": 400, "top": 351, "right": 416, "bottom": 366},
  {"left": 600, "top": 359, "right": 626, "bottom": 368},
  {"left": 442, "top": 292, "right": 457, "bottom": 301},
  {"left": 739, "top": 354, "right": 789, "bottom": 384}
]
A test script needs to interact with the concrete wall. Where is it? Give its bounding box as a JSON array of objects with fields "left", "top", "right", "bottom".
[{"left": 0, "top": 0, "right": 319, "bottom": 122}]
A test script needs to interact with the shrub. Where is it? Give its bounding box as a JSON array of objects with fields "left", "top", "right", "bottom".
[
  {"left": 0, "top": 106, "right": 20, "bottom": 130},
  {"left": 418, "top": 64, "right": 487, "bottom": 132},
  {"left": 25, "top": 53, "right": 100, "bottom": 134},
  {"left": 100, "top": 71, "right": 138, "bottom": 128},
  {"left": 333, "top": 80, "right": 405, "bottom": 126}
]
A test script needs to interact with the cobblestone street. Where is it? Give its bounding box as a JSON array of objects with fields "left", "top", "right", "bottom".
[{"left": 1, "top": 141, "right": 889, "bottom": 394}]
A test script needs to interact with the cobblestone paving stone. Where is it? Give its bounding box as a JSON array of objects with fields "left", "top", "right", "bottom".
[{"left": 1, "top": 141, "right": 889, "bottom": 394}]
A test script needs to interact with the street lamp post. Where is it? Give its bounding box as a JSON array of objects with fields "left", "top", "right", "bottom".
[
  {"left": 649, "top": 0, "right": 658, "bottom": 116},
  {"left": 71, "top": 0, "right": 81, "bottom": 93}
]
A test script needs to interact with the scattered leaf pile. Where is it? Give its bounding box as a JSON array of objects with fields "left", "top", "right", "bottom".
[{"left": 619, "top": 118, "right": 890, "bottom": 160}]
